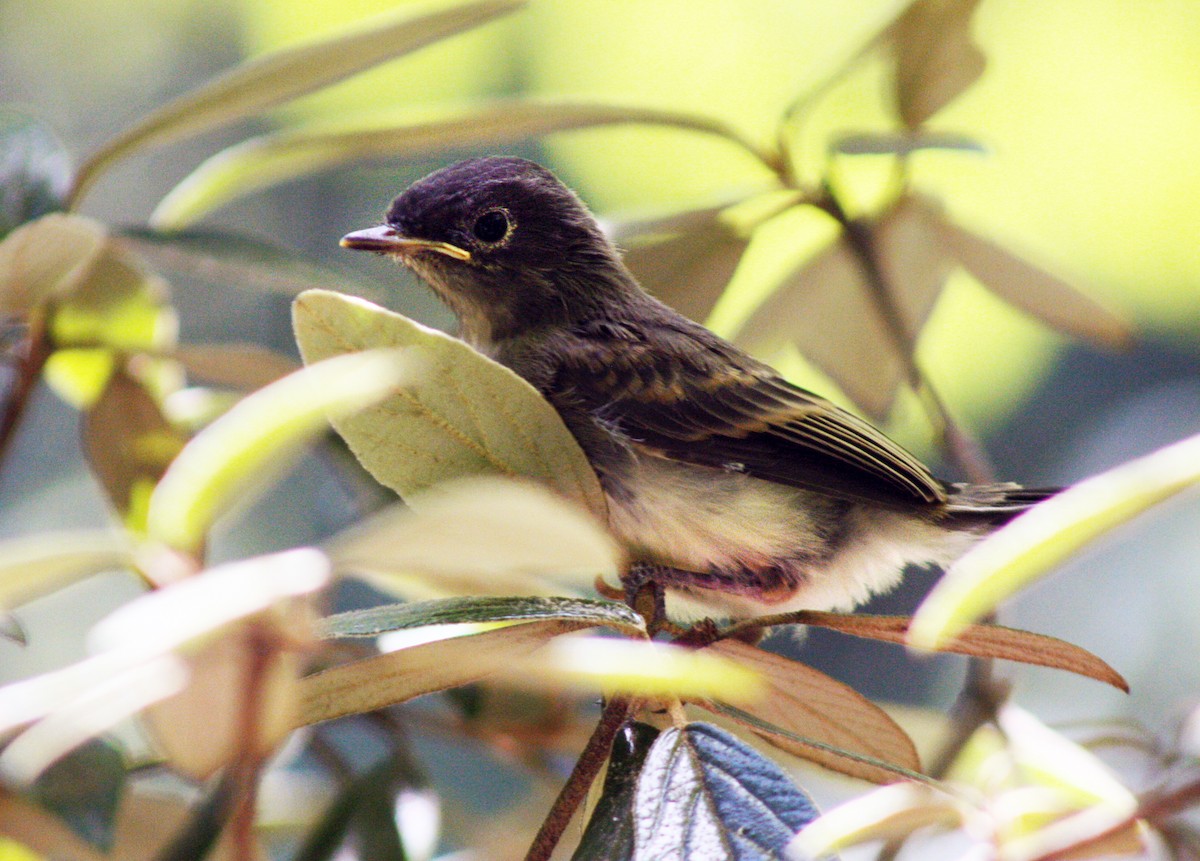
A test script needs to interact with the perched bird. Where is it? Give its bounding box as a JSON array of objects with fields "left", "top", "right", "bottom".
[{"left": 342, "top": 157, "right": 1051, "bottom": 619}]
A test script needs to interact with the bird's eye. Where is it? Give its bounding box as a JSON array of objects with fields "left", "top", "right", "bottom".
[{"left": 471, "top": 209, "right": 511, "bottom": 244}]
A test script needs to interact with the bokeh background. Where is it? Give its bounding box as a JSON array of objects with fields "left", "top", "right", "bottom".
[{"left": 2, "top": 0, "right": 1199, "bottom": 835}]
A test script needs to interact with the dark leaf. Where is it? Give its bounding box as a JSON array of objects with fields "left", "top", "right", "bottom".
[
  {"left": 833, "top": 131, "right": 986, "bottom": 156},
  {"left": 0, "top": 110, "right": 70, "bottom": 239},
  {"left": 892, "top": 0, "right": 986, "bottom": 128},
  {"left": 118, "top": 227, "right": 379, "bottom": 299},
  {"left": 632, "top": 722, "right": 820, "bottom": 859},
  {"left": 30, "top": 737, "right": 126, "bottom": 852},
  {"left": 322, "top": 596, "right": 644, "bottom": 639},
  {"left": 572, "top": 722, "right": 659, "bottom": 861}
]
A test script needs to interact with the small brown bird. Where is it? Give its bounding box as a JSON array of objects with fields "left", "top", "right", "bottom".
[{"left": 342, "top": 157, "right": 1051, "bottom": 619}]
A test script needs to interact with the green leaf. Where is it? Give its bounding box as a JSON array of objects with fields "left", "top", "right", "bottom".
[
  {"left": 0, "top": 530, "right": 132, "bottom": 611},
  {"left": 909, "top": 431, "right": 1200, "bottom": 648},
  {"left": 292, "top": 289, "right": 606, "bottom": 517},
  {"left": 69, "top": 0, "right": 525, "bottom": 206},
  {"left": 118, "top": 227, "right": 380, "bottom": 300},
  {"left": 151, "top": 99, "right": 770, "bottom": 227},
  {"left": 0, "top": 110, "right": 71, "bottom": 239},
  {"left": 572, "top": 722, "right": 659, "bottom": 861},
  {"left": 145, "top": 349, "right": 409, "bottom": 551},
  {"left": 322, "top": 595, "right": 644, "bottom": 639},
  {"left": 329, "top": 478, "right": 621, "bottom": 600},
  {"left": 632, "top": 723, "right": 819, "bottom": 860},
  {"left": 29, "top": 739, "right": 125, "bottom": 852}
]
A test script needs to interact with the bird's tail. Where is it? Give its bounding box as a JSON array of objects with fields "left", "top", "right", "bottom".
[{"left": 944, "top": 482, "right": 1059, "bottom": 527}]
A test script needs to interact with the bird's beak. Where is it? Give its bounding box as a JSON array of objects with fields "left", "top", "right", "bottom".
[{"left": 340, "top": 225, "right": 471, "bottom": 261}]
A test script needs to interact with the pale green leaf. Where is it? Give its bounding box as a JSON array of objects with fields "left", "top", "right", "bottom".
[
  {"left": 292, "top": 289, "right": 606, "bottom": 517},
  {"left": 151, "top": 99, "right": 769, "bottom": 227},
  {"left": 145, "top": 349, "right": 410, "bottom": 551},
  {"left": 323, "top": 595, "right": 644, "bottom": 639},
  {"left": 0, "top": 531, "right": 133, "bottom": 611},
  {"left": 909, "top": 431, "right": 1200, "bottom": 648},
  {"left": 70, "top": 0, "right": 525, "bottom": 205},
  {"left": 330, "top": 478, "right": 621, "bottom": 600}
]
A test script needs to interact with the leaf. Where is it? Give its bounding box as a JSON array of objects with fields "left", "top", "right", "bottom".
[
  {"left": 292, "top": 289, "right": 606, "bottom": 517},
  {"left": 329, "top": 478, "right": 621, "bottom": 600},
  {"left": 0, "top": 110, "right": 71, "bottom": 239},
  {"left": 891, "top": 0, "right": 986, "bottom": 128},
  {"left": 733, "top": 195, "right": 952, "bottom": 419},
  {"left": 0, "top": 530, "right": 132, "bottom": 611},
  {"left": 118, "top": 227, "right": 378, "bottom": 299},
  {"left": 909, "top": 430, "right": 1200, "bottom": 649},
  {"left": 631, "top": 722, "right": 820, "bottom": 860},
  {"left": 572, "top": 722, "right": 659, "bottom": 861},
  {"left": 174, "top": 343, "right": 299, "bottom": 390},
  {"left": 833, "top": 130, "right": 986, "bottom": 156},
  {"left": 151, "top": 100, "right": 770, "bottom": 227},
  {"left": 619, "top": 214, "right": 750, "bottom": 324},
  {"left": 930, "top": 215, "right": 1134, "bottom": 350},
  {"left": 145, "top": 349, "right": 409, "bottom": 551},
  {"left": 296, "top": 619, "right": 586, "bottom": 727},
  {"left": 28, "top": 739, "right": 125, "bottom": 852},
  {"left": 788, "top": 611, "right": 1128, "bottom": 691},
  {"left": 703, "top": 640, "right": 921, "bottom": 783},
  {"left": 84, "top": 371, "right": 186, "bottom": 531},
  {"left": 0, "top": 213, "right": 106, "bottom": 315},
  {"left": 790, "top": 782, "right": 964, "bottom": 858},
  {"left": 69, "top": 0, "right": 525, "bottom": 205},
  {"left": 323, "top": 595, "right": 644, "bottom": 639}
]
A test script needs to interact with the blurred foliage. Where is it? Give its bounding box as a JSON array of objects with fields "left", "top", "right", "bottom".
[{"left": 0, "top": 1, "right": 1197, "bottom": 860}]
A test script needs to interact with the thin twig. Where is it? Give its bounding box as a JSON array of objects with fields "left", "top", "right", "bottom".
[
  {"left": 227, "top": 621, "right": 278, "bottom": 861},
  {"left": 524, "top": 696, "right": 635, "bottom": 861}
]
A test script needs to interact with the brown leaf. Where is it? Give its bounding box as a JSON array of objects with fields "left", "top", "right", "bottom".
[
  {"left": 733, "top": 195, "right": 952, "bottom": 418},
  {"left": 0, "top": 213, "right": 107, "bottom": 315},
  {"left": 84, "top": 371, "right": 185, "bottom": 526},
  {"left": 791, "top": 611, "right": 1129, "bottom": 692},
  {"left": 297, "top": 619, "right": 589, "bottom": 728},
  {"left": 621, "top": 218, "right": 750, "bottom": 323},
  {"left": 892, "top": 0, "right": 986, "bottom": 128},
  {"left": 175, "top": 343, "right": 300, "bottom": 390},
  {"left": 702, "top": 640, "right": 921, "bottom": 783},
  {"left": 930, "top": 216, "right": 1134, "bottom": 350}
]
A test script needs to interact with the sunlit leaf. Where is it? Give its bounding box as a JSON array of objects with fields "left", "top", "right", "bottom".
[
  {"left": 151, "top": 100, "right": 770, "bottom": 227},
  {"left": 733, "top": 196, "right": 952, "bottom": 418},
  {"left": 833, "top": 130, "right": 986, "bottom": 156},
  {"left": 118, "top": 227, "right": 377, "bottom": 299},
  {"left": 790, "top": 782, "right": 964, "bottom": 859},
  {"left": 619, "top": 213, "right": 750, "bottom": 323},
  {"left": 507, "top": 636, "right": 762, "bottom": 701},
  {"left": 28, "top": 739, "right": 124, "bottom": 852},
  {"left": 329, "top": 478, "right": 621, "bottom": 599},
  {"left": 789, "top": 611, "right": 1127, "bottom": 691},
  {"left": 292, "top": 289, "right": 606, "bottom": 517},
  {"left": 0, "top": 213, "right": 105, "bottom": 315},
  {"left": 572, "top": 722, "right": 658, "bottom": 861},
  {"left": 323, "top": 595, "right": 644, "bottom": 639},
  {"left": 702, "top": 640, "right": 920, "bottom": 784},
  {"left": 0, "top": 530, "right": 132, "bottom": 611},
  {"left": 930, "top": 215, "right": 1134, "bottom": 350},
  {"left": 174, "top": 343, "right": 299, "bottom": 390},
  {"left": 0, "top": 110, "right": 70, "bottom": 239},
  {"left": 84, "top": 371, "right": 185, "bottom": 531},
  {"left": 909, "top": 431, "right": 1200, "bottom": 648},
  {"left": 145, "top": 349, "right": 409, "bottom": 551},
  {"left": 70, "top": 0, "right": 526, "bottom": 206},
  {"left": 632, "top": 722, "right": 819, "bottom": 860},
  {"left": 297, "top": 619, "right": 585, "bottom": 727},
  {"left": 891, "top": 0, "right": 986, "bottom": 128}
]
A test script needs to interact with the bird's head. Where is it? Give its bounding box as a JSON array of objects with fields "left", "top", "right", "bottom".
[{"left": 342, "top": 157, "right": 635, "bottom": 344}]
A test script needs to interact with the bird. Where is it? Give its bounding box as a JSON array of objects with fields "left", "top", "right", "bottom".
[{"left": 341, "top": 156, "right": 1052, "bottom": 620}]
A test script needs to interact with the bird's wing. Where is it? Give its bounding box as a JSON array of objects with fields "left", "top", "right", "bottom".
[{"left": 546, "top": 318, "right": 947, "bottom": 508}]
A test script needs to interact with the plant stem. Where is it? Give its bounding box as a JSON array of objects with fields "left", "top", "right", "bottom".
[{"left": 524, "top": 696, "right": 634, "bottom": 861}]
